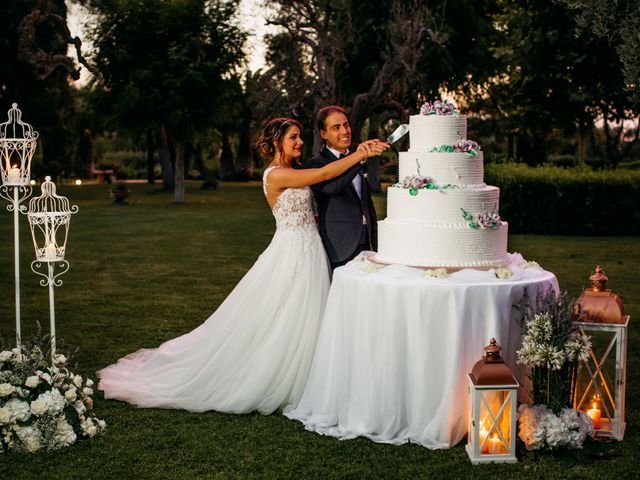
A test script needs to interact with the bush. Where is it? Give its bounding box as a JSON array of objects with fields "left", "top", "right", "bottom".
[{"left": 485, "top": 164, "right": 640, "bottom": 235}]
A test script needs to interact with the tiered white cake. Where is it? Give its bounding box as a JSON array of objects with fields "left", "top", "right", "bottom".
[{"left": 376, "top": 101, "right": 508, "bottom": 268}]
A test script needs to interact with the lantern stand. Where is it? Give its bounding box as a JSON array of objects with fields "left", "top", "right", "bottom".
[
  {"left": 466, "top": 338, "right": 519, "bottom": 464},
  {"left": 27, "top": 177, "right": 78, "bottom": 362},
  {"left": 0, "top": 103, "right": 37, "bottom": 348},
  {"left": 573, "top": 266, "right": 628, "bottom": 440}
]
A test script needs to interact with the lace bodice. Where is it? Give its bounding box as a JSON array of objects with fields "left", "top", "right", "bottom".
[{"left": 263, "top": 166, "right": 316, "bottom": 230}]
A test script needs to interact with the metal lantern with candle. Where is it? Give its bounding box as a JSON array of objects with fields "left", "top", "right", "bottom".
[
  {"left": 466, "top": 338, "right": 519, "bottom": 464},
  {"left": 27, "top": 176, "right": 78, "bottom": 362},
  {"left": 0, "top": 103, "right": 37, "bottom": 347},
  {"left": 572, "top": 266, "right": 628, "bottom": 440}
]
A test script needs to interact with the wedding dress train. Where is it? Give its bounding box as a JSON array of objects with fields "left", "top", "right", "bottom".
[{"left": 98, "top": 166, "right": 330, "bottom": 414}]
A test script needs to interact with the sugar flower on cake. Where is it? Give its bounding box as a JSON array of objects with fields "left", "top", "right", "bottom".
[
  {"left": 453, "top": 139, "right": 481, "bottom": 156},
  {"left": 419, "top": 99, "right": 458, "bottom": 116},
  {"left": 460, "top": 207, "right": 502, "bottom": 230}
]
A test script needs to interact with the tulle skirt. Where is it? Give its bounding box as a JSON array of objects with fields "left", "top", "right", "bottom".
[{"left": 98, "top": 226, "right": 330, "bottom": 415}]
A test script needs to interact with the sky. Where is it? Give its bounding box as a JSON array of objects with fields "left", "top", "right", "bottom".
[{"left": 65, "top": 0, "right": 275, "bottom": 85}]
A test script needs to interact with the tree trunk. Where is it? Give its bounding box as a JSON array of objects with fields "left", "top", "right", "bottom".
[
  {"left": 174, "top": 141, "right": 185, "bottom": 204},
  {"left": 219, "top": 131, "right": 235, "bottom": 179},
  {"left": 235, "top": 114, "right": 253, "bottom": 180},
  {"left": 77, "top": 128, "right": 96, "bottom": 178},
  {"left": 577, "top": 127, "right": 586, "bottom": 166},
  {"left": 146, "top": 128, "right": 155, "bottom": 184},
  {"left": 156, "top": 125, "right": 174, "bottom": 189},
  {"left": 192, "top": 143, "right": 219, "bottom": 190}
]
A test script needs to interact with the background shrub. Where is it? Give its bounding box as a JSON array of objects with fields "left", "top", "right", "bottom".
[{"left": 485, "top": 164, "right": 640, "bottom": 234}]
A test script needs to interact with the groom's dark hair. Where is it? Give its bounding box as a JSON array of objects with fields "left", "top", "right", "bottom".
[{"left": 316, "top": 106, "right": 348, "bottom": 133}]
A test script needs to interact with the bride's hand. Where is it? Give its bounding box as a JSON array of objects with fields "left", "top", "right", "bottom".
[{"left": 357, "top": 140, "right": 390, "bottom": 160}]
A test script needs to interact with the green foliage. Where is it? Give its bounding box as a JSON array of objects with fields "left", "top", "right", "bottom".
[
  {"left": 486, "top": 163, "right": 640, "bottom": 234},
  {"left": 87, "top": 0, "right": 246, "bottom": 141}
]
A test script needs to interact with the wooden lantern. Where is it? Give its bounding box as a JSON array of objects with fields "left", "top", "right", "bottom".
[
  {"left": 466, "top": 338, "right": 518, "bottom": 464},
  {"left": 573, "top": 266, "right": 628, "bottom": 440}
]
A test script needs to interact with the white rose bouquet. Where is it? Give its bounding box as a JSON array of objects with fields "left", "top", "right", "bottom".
[{"left": 0, "top": 339, "right": 106, "bottom": 454}]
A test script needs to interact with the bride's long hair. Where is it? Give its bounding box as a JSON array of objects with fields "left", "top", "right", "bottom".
[{"left": 256, "top": 117, "right": 303, "bottom": 164}]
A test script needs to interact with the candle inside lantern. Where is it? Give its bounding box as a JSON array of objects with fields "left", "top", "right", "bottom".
[
  {"left": 587, "top": 401, "right": 601, "bottom": 429},
  {"left": 43, "top": 243, "right": 57, "bottom": 260},
  {"left": 7, "top": 166, "right": 20, "bottom": 183},
  {"left": 479, "top": 425, "right": 489, "bottom": 453},
  {"left": 487, "top": 434, "right": 504, "bottom": 454}
]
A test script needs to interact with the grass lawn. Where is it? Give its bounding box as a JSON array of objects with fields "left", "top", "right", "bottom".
[{"left": 0, "top": 181, "right": 637, "bottom": 479}]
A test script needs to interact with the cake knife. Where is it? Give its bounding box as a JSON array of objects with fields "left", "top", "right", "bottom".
[{"left": 386, "top": 124, "right": 409, "bottom": 144}]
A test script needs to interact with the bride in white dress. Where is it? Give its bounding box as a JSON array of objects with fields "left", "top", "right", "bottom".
[{"left": 98, "top": 118, "right": 388, "bottom": 414}]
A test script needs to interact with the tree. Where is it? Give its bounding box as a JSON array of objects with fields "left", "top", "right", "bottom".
[
  {"left": 557, "top": 0, "right": 640, "bottom": 102},
  {"left": 0, "top": 0, "right": 80, "bottom": 176},
  {"left": 470, "top": 0, "right": 637, "bottom": 166},
  {"left": 87, "top": 0, "right": 246, "bottom": 202}
]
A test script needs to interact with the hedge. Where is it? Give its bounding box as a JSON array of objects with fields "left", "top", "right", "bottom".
[{"left": 485, "top": 164, "right": 640, "bottom": 235}]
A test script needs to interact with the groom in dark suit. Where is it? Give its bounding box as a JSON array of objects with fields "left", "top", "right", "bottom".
[{"left": 306, "top": 106, "right": 387, "bottom": 271}]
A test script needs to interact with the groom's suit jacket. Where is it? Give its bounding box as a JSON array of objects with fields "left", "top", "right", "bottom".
[{"left": 305, "top": 146, "right": 377, "bottom": 264}]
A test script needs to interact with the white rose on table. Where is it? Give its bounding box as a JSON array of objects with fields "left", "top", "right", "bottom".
[
  {"left": 82, "top": 387, "right": 94, "bottom": 396},
  {"left": 25, "top": 376, "right": 40, "bottom": 389},
  {"left": 86, "top": 378, "right": 94, "bottom": 388},
  {"left": 30, "top": 398, "right": 47, "bottom": 416},
  {"left": 73, "top": 375, "right": 83, "bottom": 388},
  {"left": 0, "top": 383, "right": 15, "bottom": 397},
  {"left": 65, "top": 390, "right": 77, "bottom": 403},
  {"left": 0, "top": 351, "right": 12, "bottom": 362}
]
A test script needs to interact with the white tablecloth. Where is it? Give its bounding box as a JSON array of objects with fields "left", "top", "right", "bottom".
[{"left": 285, "top": 253, "right": 558, "bottom": 449}]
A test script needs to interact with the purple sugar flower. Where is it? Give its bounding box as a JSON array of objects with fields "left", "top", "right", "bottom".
[
  {"left": 402, "top": 176, "right": 412, "bottom": 188},
  {"left": 476, "top": 211, "right": 501, "bottom": 229},
  {"left": 454, "top": 139, "right": 481, "bottom": 154}
]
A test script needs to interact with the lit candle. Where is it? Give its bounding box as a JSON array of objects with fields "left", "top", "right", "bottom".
[
  {"left": 479, "top": 426, "right": 489, "bottom": 453},
  {"left": 587, "top": 402, "right": 601, "bottom": 429},
  {"left": 7, "top": 166, "right": 20, "bottom": 183},
  {"left": 43, "top": 243, "right": 57, "bottom": 261},
  {"left": 487, "top": 434, "right": 504, "bottom": 454}
]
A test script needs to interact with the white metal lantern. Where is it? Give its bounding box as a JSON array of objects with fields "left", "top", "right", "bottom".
[
  {"left": 573, "top": 266, "right": 628, "bottom": 440},
  {"left": 27, "top": 176, "right": 77, "bottom": 262},
  {"left": 27, "top": 176, "right": 78, "bottom": 361},
  {"left": 466, "top": 338, "right": 518, "bottom": 464},
  {"left": 0, "top": 103, "right": 37, "bottom": 186}
]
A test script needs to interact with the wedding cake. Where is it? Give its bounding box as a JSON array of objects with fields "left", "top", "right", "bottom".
[{"left": 376, "top": 100, "right": 508, "bottom": 268}]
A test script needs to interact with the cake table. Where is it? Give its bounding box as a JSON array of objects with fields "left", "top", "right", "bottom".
[{"left": 285, "top": 253, "right": 558, "bottom": 449}]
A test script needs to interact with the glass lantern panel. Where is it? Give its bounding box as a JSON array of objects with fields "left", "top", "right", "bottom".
[
  {"left": 574, "top": 329, "right": 619, "bottom": 433},
  {"left": 479, "top": 390, "right": 511, "bottom": 454}
]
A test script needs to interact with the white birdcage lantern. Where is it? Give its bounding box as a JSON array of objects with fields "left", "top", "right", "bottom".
[
  {"left": 466, "top": 338, "right": 519, "bottom": 464},
  {"left": 27, "top": 176, "right": 78, "bottom": 362},
  {"left": 27, "top": 176, "right": 77, "bottom": 262},
  {"left": 573, "top": 266, "right": 628, "bottom": 440},
  {"left": 0, "top": 103, "right": 37, "bottom": 186}
]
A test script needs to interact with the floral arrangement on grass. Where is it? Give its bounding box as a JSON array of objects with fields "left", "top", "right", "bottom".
[
  {"left": 515, "top": 289, "right": 594, "bottom": 450},
  {"left": 420, "top": 99, "right": 458, "bottom": 115},
  {"left": 0, "top": 338, "right": 105, "bottom": 454}
]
